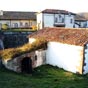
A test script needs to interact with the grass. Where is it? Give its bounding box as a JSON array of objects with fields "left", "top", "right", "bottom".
[{"left": 0, "top": 65, "right": 88, "bottom": 88}]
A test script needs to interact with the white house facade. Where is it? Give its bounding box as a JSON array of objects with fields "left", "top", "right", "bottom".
[{"left": 37, "top": 9, "right": 76, "bottom": 29}]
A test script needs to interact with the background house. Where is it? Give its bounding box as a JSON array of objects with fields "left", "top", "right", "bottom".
[
  {"left": 28, "top": 28, "right": 88, "bottom": 74},
  {"left": 78, "top": 13, "right": 88, "bottom": 28},
  {"left": 37, "top": 9, "right": 76, "bottom": 29},
  {"left": 0, "top": 10, "right": 36, "bottom": 29},
  {"left": 0, "top": 9, "right": 88, "bottom": 30},
  {"left": 75, "top": 14, "right": 87, "bottom": 28}
]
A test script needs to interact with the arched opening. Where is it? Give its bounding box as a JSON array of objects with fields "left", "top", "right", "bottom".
[
  {"left": 14, "top": 23, "right": 18, "bottom": 28},
  {"left": 21, "top": 57, "right": 32, "bottom": 74}
]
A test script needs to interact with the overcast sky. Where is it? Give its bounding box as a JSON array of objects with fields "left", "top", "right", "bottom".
[{"left": 0, "top": 0, "right": 88, "bottom": 13}]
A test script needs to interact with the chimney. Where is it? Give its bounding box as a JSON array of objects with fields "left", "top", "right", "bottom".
[{"left": 0, "top": 10, "right": 3, "bottom": 16}]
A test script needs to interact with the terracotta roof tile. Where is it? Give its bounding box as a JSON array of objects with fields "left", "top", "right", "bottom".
[{"left": 28, "top": 28, "right": 88, "bottom": 46}]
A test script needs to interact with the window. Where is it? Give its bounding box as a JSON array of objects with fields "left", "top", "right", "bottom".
[
  {"left": 73, "top": 25, "right": 75, "bottom": 28},
  {"left": 55, "top": 17, "right": 58, "bottom": 23},
  {"left": 14, "top": 23, "right": 18, "bottom": 28},
  {"left": 30, "top": 21, "right": 32, "bottom": 26},
  {"left": 59, "top": 15, "right": 61, "bottom": 18},
  {"left": 70, "top": 19, "right": 73, "bottom": 23},
  {"left": 62, "top": 18, "right": 64, "bottom": 23},
  {"left": 84, "top": 22, "right": 87, "bottom": 27},
  {"left": 20, "top": 22, "right": 23, "bottom": 26},
  {"left": 25, "top": 23, "right": 29, "bottom": 27},
  {"left": 35, "top": 55, "right": 37, "bottom": 60},
  {"left": 69, "top": 13, "right": 71, "bottom": 16}
]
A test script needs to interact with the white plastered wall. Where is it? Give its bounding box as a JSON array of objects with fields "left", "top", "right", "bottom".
[
  {"left": 46, "top": 42, "right": 83, "bottom": 74},
  {"left": 65, "top": 15, "right": 75, "bottom": 28},
  {"left": 37, "top": 13, "right": 43, "bottom": 29},
  {"left": 29, "top": 38, "right": 36, "bottom": 44},
  {"left": 35, "top": 50, "right": 46, "bottom": 67},
  {"left": 43, "top": 13, "right": 54, "bottom": 27}
]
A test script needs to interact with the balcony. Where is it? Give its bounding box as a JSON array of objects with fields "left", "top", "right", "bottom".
[{"left": 54, "top": 22, "right": 65, "bottom": 27}]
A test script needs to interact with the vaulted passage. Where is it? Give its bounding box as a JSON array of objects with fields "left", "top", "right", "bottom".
[{"left": 21, "top": 57, "right": 32, "bottom": 74}]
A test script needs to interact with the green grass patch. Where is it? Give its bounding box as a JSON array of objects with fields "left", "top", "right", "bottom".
[{"left": 0, "top": 65, "right": 88, "bottom": 88}]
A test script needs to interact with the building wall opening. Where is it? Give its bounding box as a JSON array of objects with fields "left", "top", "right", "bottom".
[{"left": 21, "top": 57, "right": 32, "bottom": 74}]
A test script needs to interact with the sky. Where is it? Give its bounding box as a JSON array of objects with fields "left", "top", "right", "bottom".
[{"left": 0, "top": 0, "right": 88, "bottom": 13}]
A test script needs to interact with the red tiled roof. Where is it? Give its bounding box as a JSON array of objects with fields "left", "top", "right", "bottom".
[
  {"left": 42, "top": 9, "right": 76, "bottom": 15},
  {"left": 28, "top": 28, "right": 88, "bottom": 46}
]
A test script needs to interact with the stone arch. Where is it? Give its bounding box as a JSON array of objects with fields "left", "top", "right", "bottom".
[{"left": 21, "top": 57, "right": 32, "bottom": 74}]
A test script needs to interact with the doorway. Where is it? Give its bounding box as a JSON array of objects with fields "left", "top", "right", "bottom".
[{"left": 21, "top": 57, "right": 32, "bottom": 74}]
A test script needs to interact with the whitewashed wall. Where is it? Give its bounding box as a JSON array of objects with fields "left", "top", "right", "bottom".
[
  {"left": 35, "top": 50, "right": 46, "bottom": 67},
  {"left": 86, "top": 21, "right": 88, "bottom": 28},
  {"left": 29, "top": 38, "right": 36, "bottom": 44},
  {"left": 37, "top": 12, "right": 75, "bottom": 29},
  {"left": 65, "top": 15, "right": 74, "bottom": 28},
  {"left": 43, "top": 13, "right": 54, "bottom": 27},
  {"left": 37, "top": 13, "right": 43, "bottom": 29},
  {"left": 46, "top": 42, "right": 83, "bottom": 73}
]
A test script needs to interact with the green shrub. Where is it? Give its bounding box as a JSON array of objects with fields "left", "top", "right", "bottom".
[{"left": 2, "top": 24, "right": 8, "bottom": 30}]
